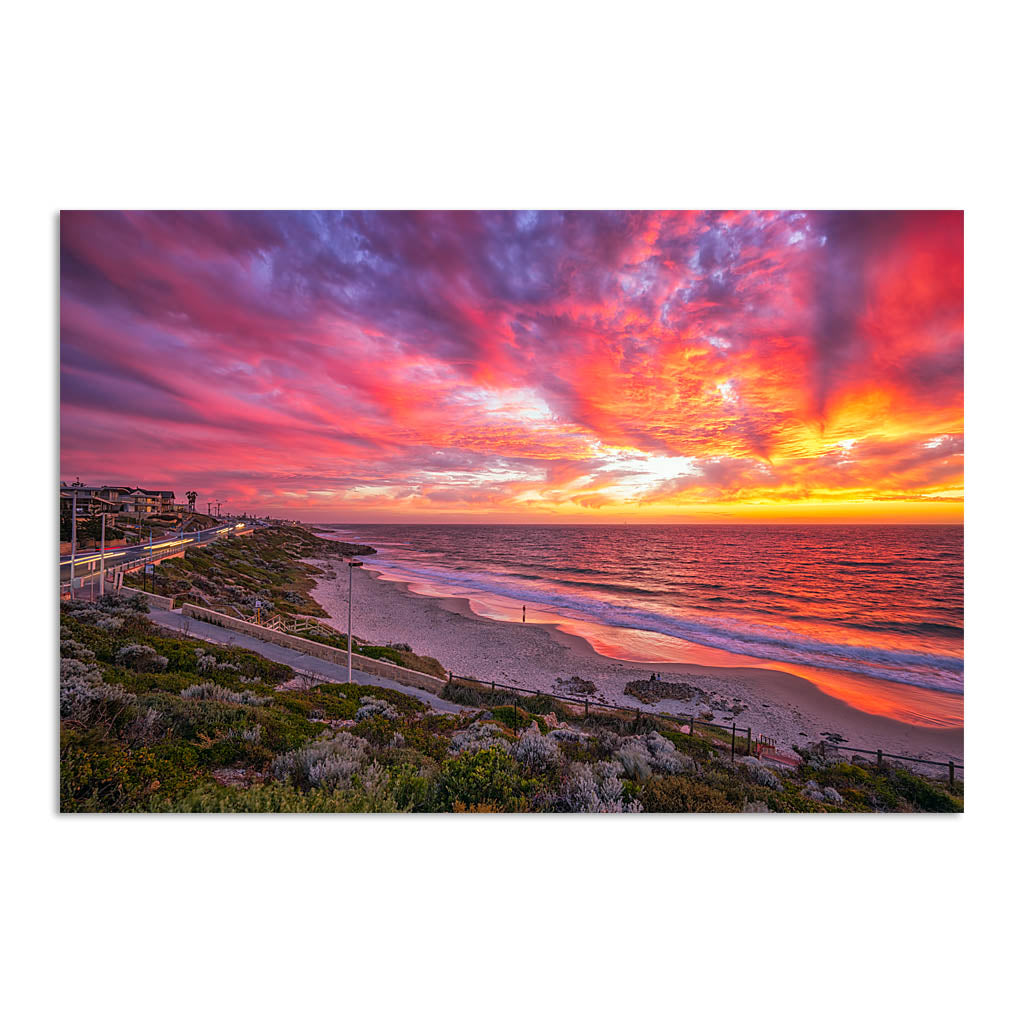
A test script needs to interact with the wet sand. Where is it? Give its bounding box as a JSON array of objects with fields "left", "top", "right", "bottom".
[{"left": 309, "top": 559, "right": 964, "bottom": 765}]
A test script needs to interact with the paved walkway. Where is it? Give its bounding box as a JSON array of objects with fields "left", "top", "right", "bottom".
[{"left": 147, "top": 608, "right": 466, "bottom": 714}]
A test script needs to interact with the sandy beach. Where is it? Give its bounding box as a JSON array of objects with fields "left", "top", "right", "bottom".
[{"left": 309, "top": 558, "right": 963, "bottom": 766}]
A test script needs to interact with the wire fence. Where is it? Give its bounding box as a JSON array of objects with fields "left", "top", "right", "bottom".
[
  {"left": 449, "top": 672, "right": 756, "bottom": 757},
  {"left": 448, "top": 672, "right": 964, "bottom": 785},
  {"left": 818, "top": 741, "right": 964, "bottom": 786}
]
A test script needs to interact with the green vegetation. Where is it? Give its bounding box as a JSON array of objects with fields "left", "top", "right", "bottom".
[
  {"left": 146, "top": 525, "right": 371, "bottom": 617},
  {"left": 60, "top": 593, "right": 963, "bottom": 814}
]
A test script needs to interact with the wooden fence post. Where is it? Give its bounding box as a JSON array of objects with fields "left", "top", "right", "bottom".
[
  {"left": 877, "top": 749, "right": 883, "bottom": 768},
  {"left": 513, "top": 698, "right": 519, "bottom": 737},
  {"left": 949, "top": 761, "right": 955, "bottom": 787},
  {"left": 690, "top": 715, "right": 695, "bottom": 736},
  {"left": 731, "top": 723, "right": 736, "bottom": 761},
  {"left": 584, "top": 699, "right": 588, "bottom": 716},
  {"left": 746, "top": 727, "right": 752, "bottom": 755}
]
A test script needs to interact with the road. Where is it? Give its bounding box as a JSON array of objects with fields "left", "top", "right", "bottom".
[
  {"left": 60, "top": 521, "right": 248, "bottom": 583},
  {"left": 146, "top": 607, "right": 466, "bottom": 714}
]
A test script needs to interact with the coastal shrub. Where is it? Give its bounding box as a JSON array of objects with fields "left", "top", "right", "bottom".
[
  {"left": 641, "top": 775, "right": 736, "bottom": 813},
  {"left": 151, "top": 780, "right": 383, "bottom": 813},
  {"left": 737, "top": 756, "right": 784, "bottom": 791},
  {"left": 883, "top": 765, "right": 962, "bottom": 813},
  {"left": 386, "top": 764, "right": 436, "bottom": 812},
  {"left": 120, "top": 707, "right": 166, "bottom": 746},
  {"left": 348, "top": 761, "right": 407, "bottom": 812},
  {"left": 355, "top": 696, "right": 400, "bottom": 721},
  {"left": 115, "top": 644, "right": 169, "bottom": 672},
  {"left": 561, "top": 761, "right": 640, "bottom": 813},
  {"left": 549, "top": 728, "right": 587, "bottom": 743},
  {"left": 490, "top": 704, "right": 532, "bottom": 732},
  {"left": 180, "top": 683, "right": 271, "bottom": 706},
  {"left": 227, "top": 724, "right": 263, "bottom": 744},
  {"left": 802, "top": 780, "right": 825, "bottom": 802},
  {"left": 60, "top": 626, "right": 94, "bottom": 661},
  {"left": 272, "top": 731, "right": 370, "bottom": 791},
  {"left": 512, "top": 724, "right": 561, "bottom": 773},
  {"left": 358, "top": 644, "right": 447, "bottom": 680},
  {"left": 435, "top": 747, "right": 536, "bottom": 812},
  {"left": 614, "top": 732, "right": 691, "bottom": 781},
  {"left": 60, "top": 732, "right": 200, "bottom": 812},
  {"left": 658, "top": 727, "right": 715, "bottom": 760},
  {"left": 196, "top": 650, "right": 218, "bottom": 674},
  {"left": 60, "top": 658, "right": 137, "bottom": 728},
  {"left": 396, "top": 715, "right": 460, "bottom": 761},
  {"left": 351, "top": 713, "right": 401, "bottom": 748},
  {"left": 449, "top": 720, "right": 512, "bottom": 756}
]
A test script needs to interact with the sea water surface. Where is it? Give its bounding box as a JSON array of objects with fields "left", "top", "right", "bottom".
[{"left": 321, "top": 525, "right": 963, "bottom": 726}]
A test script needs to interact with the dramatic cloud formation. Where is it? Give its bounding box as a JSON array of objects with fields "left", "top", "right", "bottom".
[{"left": 60, "top": 210, "right": 963, "bottom": 521}]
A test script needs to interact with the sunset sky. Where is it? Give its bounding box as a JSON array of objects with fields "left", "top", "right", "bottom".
[{"left": 60, "top": 210, "right": 963, "bottom": 523}]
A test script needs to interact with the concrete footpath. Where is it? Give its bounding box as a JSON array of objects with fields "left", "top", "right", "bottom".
[{"left": 147, "top": 608, "right": 466, "bottom": 714}]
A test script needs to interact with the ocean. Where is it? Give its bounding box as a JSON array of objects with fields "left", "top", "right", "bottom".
[{"left": 321, "top": 524, "right": 963, "bottom": 703}]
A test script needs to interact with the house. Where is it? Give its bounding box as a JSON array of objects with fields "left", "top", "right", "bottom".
[
  {"left": 123, "top": 488, "right": 176, "bottom": 516},
  {"left": 59, "top": 488, "right": 123, "bottom": 518},
  {"left": 60, "top": 484, "right": 176, "bottom": 518}
]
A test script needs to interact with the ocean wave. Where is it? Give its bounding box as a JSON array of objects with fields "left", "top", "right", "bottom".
[{"left": 364, "top": 556, "right": 964, "bottom": 694}]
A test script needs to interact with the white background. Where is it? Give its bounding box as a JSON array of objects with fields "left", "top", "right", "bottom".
[{"left": 3, "top": 2, "right": 1019, "bottom": 1021}]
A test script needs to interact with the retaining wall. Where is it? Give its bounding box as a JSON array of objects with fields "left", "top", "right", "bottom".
[
  {"left": 180, "top": 603, "right": 445, "bottom": 696},
  {"left": 120, "top": 586, "right": 175, "bottom": 611}
]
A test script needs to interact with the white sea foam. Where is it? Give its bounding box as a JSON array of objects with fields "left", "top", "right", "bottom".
[{"left": 362, "top": 554, "right": 964, "bottom": 694}]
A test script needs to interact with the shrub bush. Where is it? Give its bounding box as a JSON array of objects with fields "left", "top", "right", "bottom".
[
  {"left": 614, "top": 731, "right": 692, "bottom": 780},
  {"left": 355, "top": 696, "right": 399, "bottom": 721},
  {"left": 60, "top": 658, "right": 136, "bottom": 728},
  {"left": 512, "top": 724, "right": 560, "bottom": 773},
  {"left": 180, "top": 683, "right": 271, "bottom": 706},
  {"left": 271, "top": 731, "right": 370, "bottom": 791},
  {"left": 642, "top": 775, "right": 738, "bottom": 812},
  {"left": 115, "top": 644, "right": 169, "bottom": 672},
  {"left": 435, "top": 747, "right": 536, "bottom": 812},
  {"left": 449, "top": 720, "right": 512, "bottom": 756},
  {"left": 738, "top": 756, "right": 784, "bottom": 791},
  {"left": 561, "top": 760, "right": 640, "bottom": 813}
]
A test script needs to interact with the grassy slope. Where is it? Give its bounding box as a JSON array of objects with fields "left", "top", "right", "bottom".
[
  {"left": 148, "top": 525, "right": 366, "bottom": 617},
  {"left": 60, "top": 594, "right": 963, "bottom": 814},
  {"left": 144, "top": 526, "right": 447, "bottom": 679}
]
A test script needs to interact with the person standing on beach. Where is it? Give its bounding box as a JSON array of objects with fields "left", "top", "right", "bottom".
[{"left": 522, "top": 605, "right": 526, "bottom": 623}]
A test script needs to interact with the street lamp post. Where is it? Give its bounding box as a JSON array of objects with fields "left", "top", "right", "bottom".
[
  {"left": 69, "top": 488, "right": 77, "bottom": 586},
  {"left": 347, "top": 559, "right": 363, "bottom": 683},
  {"left": 99, "top": 513, "right": 106, "bottom": 596}
]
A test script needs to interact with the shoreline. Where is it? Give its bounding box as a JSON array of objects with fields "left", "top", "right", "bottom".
[{"left": 308, "top": 557, "right": 964, "bottom": 765}]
